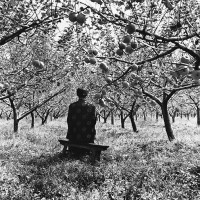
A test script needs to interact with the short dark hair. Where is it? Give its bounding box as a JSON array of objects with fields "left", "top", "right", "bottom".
[{"left": 77, "top": 88, "right": 88, "bottom": 98}]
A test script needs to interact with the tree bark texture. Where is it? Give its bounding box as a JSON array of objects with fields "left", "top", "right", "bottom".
[
  {"left": 161, "top": 103, "right": 175, "bottom": 142},
  {"left": 129, "top": 114, "right": 137, "bottom": 132},
  {"left": 197, "top": 107, "right": 200, "bottom": 126}
]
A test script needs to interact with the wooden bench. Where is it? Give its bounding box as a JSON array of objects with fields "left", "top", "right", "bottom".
[{"left": 58, "top": 139, "right": 109, "bottom": 162}]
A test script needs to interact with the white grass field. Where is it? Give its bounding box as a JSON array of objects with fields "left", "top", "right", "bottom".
[{"left": 1, "top": 116, "right": 200, "bottom": 199}]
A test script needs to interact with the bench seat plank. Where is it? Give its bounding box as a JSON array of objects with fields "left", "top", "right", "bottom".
[
  {"left": 58, "top": 139, "right": 109, "bottom": 151},
  {"left": 59, "top": 138, "right": 109, "bottom": 163}
]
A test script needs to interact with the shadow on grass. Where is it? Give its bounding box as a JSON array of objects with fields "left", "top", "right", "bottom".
[
  {"left": 21, "top": 151, "right": 106, "bottom": 196},
  {"left": 25, "top": 151, "right": 97, "bottom": 168}
]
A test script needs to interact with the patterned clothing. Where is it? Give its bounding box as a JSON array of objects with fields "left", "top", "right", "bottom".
[{"left": 67, "top": 99, "right": 97, "bottom": 143}]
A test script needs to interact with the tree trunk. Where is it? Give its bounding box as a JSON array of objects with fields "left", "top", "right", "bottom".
[
  {"left": 9, "top": 98, "right": 19, "bottom": 133},
  {"left": 98, "top": 114, "right": 101, "bottom": 122},
  {"left": 41, "top": 118, "right": 46, "bottom": 125},
  {"left": 30, "top": 112, "right": 35, "bottom": 128},
  {"left": 143, "top": 111, "right": 147, "bottom": 121},
  {"left": 172, "top": 115, "right": 175, "bottom": 123},
  {"left": 102, "top": 110, "right": 107, "bottom": 123},
  {"left": 0, "top": 111, "right": 3, "bottom": 119},
  {"left": 14, "top": 118, "right": 19, "bottom": 132},
  {"left": 156, "top": 111, "right": 159, "bottom": 122},
  {"left": 197, "top": 107, "right": 200, "bottom": 126},
  {"left": 187, "top": 112, "right": 190, "bottom": 120},
  {"left": 161, "top": 103, "right": 175, "bottom": 142},
  {"left": 120, "top": 111, "right": 125, "bottom": 128},
  {"left": 111, "top": 111, "right": 114, "bottom": 125},
  {"left": 129, "top": 114, "right": 137, "bottom": 132},
  {"left": 121, "top": 119, "right": 125, "bottom": 128},
  {"left": 171, "top": 110, "right": 177, "bottom": 123},
  {"left": 41, "top": 111, "right": 50, "bottom": 125},
  {"left": 49, "top": 113, "right": 53, "bottom": 121}
]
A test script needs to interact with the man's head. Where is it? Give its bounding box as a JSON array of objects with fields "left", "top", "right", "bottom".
[{"left": 77, "top": 88, "right": 88, "bottom": 99}]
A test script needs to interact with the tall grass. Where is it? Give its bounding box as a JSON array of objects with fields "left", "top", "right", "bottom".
[{"left": 1, "top": 116, "right": 200, "bottom": 199}]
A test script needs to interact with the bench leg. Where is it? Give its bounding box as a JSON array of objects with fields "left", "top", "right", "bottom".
[
  {"left": 95, "top": 151, "right": 101, "bottom": 161},
  {"left": 62, "top": 145, "right": 67, "bottom": 155},
  {"left": 91, "top": 150, "right": 101, "bottom": 164}
]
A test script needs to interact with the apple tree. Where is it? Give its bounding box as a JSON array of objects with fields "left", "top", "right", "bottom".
[
  {"left": 64, "top": 0, "right": 200, "bottom": 141},
  {"left": 185, "top": 88, "right": 200, "bottom": 125}
]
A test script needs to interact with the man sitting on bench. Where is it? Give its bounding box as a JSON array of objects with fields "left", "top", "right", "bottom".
[{"left": 66, "top": 88, "right": 97, "bottom": 156}]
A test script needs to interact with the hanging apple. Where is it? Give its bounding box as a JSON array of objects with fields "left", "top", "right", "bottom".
[
  {"left": 84, "top": 57, "right": 90, "bottom": 63},
  {"left": 32, "top": 60, "right": 40, "bottom": 68},
  {"left": 191, "top": 70, "right": 200, "bottom": 80},
  {"left": 125, "top": 45, "right": 134, "bottom": 54},
  {"left": 162, "top": 0, "right": 173, "bottom": 10},
  {"left": 122, "top": 81, "right": 129, "bottom": 88},
  {"left": 68, "top": 12, "right": 77, "bottom": 22},
  {"left": 89, "top": 58, "right": 97, "bottom": 64},
  {"left": 105, "top": 77, "right": 112, "bottom": 83},
  {"left": 99, "top": 62, "right": 109, "bottom": 73},
  {"left": 95, "top": 0, "right": 103, "bottom": 5},
  {"left": 32, "top": 60, "right": 44, "bottom": 69},
  {"left": 123, "top": 35, "right": 131, "bottom": 44},
  {"left": 119, "top": 43, "right": 126, "bottom": 49},
  {"left": 180, "top": 56, "right": 190, "bottom": 64},
  {"left": 131, "top": 41, "right": 138, "bottom": 49},
  {"left": 116, "top": 49, "right": 123, "bottom": 56},
  {"left": 88, "top": 49, "right": 98, "bottom": 56},
  {"left": 131, "top": 64, "right": 138, "bottom": 71},
  {"left": 88, "top": 49, "right": 94, "bottom": 56},
  {"left": 125, "top": 23, "right": 136, "bottom": 34},
  {"left": 101, "top": 89, "right": 106, "bottom": 96},
  {"left": 40, "top": 61, "right": 44, "bottom": 69},
  {"left": 92, "top": 49, "right": 98, "bottom": 56},
  {"left": 76, "top": 13, "right": 86, "bottom": 25}
]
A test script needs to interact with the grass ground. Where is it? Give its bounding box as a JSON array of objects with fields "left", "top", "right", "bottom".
[{"left": 1, "top": 116, "right": 200, "bottom": 199}]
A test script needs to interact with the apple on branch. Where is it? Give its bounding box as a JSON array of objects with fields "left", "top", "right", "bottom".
[
  {"left": 69, "top": 12, "right": 77, "bottom": 22},
  {"left": 32, "top": 60, "right": 44, "bottom": 70},
  {"left": 76, "top": 13, "right": 86, "bottom": 25},
  {"left": 122, "top": 81, "right": 130, "bottom": 89},
  {"left": 191, "top": 70, "right": 200, "bottom": 80},
  {"left": 101, "top": 89, "right": 107, "bottom": 96}
]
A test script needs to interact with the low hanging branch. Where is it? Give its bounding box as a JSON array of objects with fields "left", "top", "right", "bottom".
[
  {"left": 0, "top": 16, "right": 63, "bottom": 46},
  {"left": 101, "top": 46, "right": 178, "bottom": 89},
  {"left": 17, "top": 86, "right": 68, "bottom": 121},
  {"left": 141, "top": 88, "right": 162, "bottom": 106},
  {"left": 0, "top": 84, "right": 26, "bottom": 101}
]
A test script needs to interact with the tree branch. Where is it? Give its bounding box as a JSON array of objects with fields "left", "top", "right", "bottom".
[{"left": 17, "top": 86, "right": 67, "bottom": 121}]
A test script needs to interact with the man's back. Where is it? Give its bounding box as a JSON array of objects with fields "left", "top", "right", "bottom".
[{"left": 67, "top": 99, "right": 96, "bottom": 143}]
